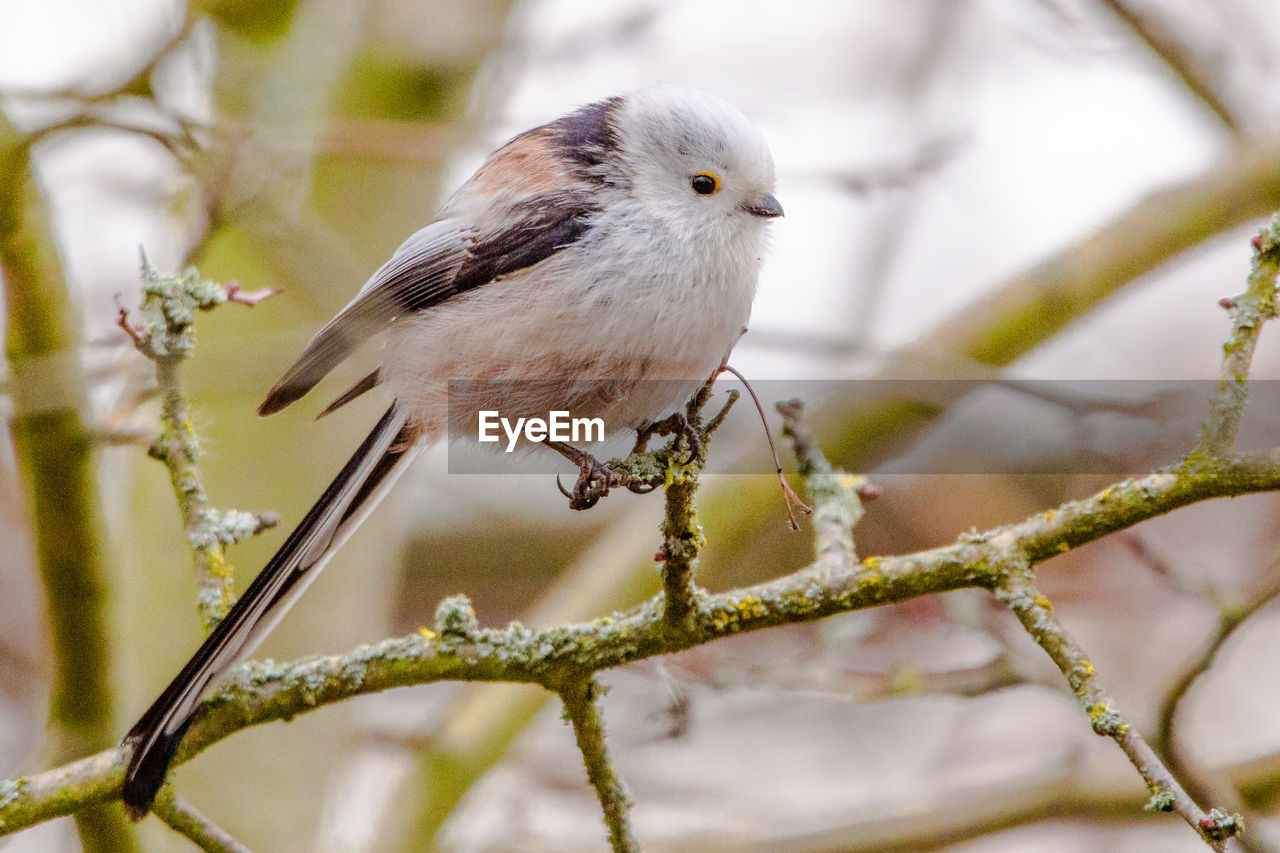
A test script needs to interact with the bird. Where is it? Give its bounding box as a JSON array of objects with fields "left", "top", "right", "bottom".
[{"left": 120, "top": 82, "right": 782, "bottom": 817}]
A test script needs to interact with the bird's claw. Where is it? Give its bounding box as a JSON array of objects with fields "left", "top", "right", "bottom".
[{"left": 565, "top": 456, "right": 622, "bottom": 511}]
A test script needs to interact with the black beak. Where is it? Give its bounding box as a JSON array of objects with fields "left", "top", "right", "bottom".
[{"left": 743, "top": 193, "right": 784, "bottom": 219}]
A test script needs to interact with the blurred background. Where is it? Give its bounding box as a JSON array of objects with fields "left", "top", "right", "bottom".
[{"left": 4, "top": 0, "right": 1280, "bottom": 850}]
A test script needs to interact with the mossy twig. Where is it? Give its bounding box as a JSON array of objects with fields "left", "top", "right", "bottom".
[
  {"left": 1199, "top": 215, "right": 1280, "bottom": 456},
  {"left": 151, "top": 788, "right": 251, "bottom": 853},
  {"left": 655, "top": 386, "right": 723, "bottom": 631},
  {"left": 122, "top": 261, "right": 279, "bottom": 629},
  {"left": 561, "top": 678, "right": 637, "bottom": 853},
  {"left": 997, "top": 570, "right": 1239, "bottom": 850},
  {"left": 778, "top": 399, "right": 866, "bottom": 572}
]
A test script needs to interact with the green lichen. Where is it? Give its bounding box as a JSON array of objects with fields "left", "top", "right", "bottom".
[
  {"left": 1144, "top": 785, "right": 1175, "bottom": 812},
  {"left": 435, "top": 595, "right": 479, "bottom": 639},
  {"left": 1200, "top": 808, "right": 1244, "bottom": 841},
  {"left": 1087, "top": 702, "right": 1128, "bottom": 737},
  {"left": 0, "top": 776, "right": 21, "bottom": 811}
]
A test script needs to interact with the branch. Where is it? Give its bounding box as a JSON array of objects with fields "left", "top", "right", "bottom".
[
  {"left": 121, "top": 262, "right": 279, "bottom": 629},
  {"left": 399, "top": 505, "right": 672, "bottom": 849},
  {"left": 151, "top": 789, "right": 251, "bottom": 853},
  {"left": 778, "top": 399, "right": 868, "bottom": 571},
  {"left": 657, "top": 392, "right": 714, "bottom": 630},
  {"left": 819, "top": 142, "right": 1280, "bottom": 467},
  {"left": 561, "top": 678, "right": 638, "bottom": 853},
  {"left": 1199, "top": 215, "right": 1280, "bottom": 454},
  {"left": 7, "top": 445, "right": 1280, "bottom": 836},
  {"left": 1150, "top": 570, "right": 1280, "bottom": 853},
  {"left": 998, "top": 569, "right": 1239, "bottom": 849},
  {"left": 1097, "top": 0, "right": 1244, "bottom": 135},
  {"left": 0, "top": 109, "right": 138, "bottom": 853}
]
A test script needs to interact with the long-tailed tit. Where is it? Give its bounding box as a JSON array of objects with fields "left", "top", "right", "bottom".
[{"left": 121, "top": 83, "right": 782, "bottom": 816}]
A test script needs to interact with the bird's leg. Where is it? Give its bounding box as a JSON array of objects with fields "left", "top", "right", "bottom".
[{"left": 546, "top": 440, "right": 621, "bottom": 510}]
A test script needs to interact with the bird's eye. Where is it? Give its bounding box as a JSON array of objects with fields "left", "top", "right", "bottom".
[{"left": 690, "top": 172, "right": 721, "bottom": 196}]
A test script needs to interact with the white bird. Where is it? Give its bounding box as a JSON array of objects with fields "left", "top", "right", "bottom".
[{"left": 121, "top": 83, "right": 782, "bottom": 817}]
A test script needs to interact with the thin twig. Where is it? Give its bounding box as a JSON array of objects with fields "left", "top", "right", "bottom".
[
  {"left": 1157, "top": 570, "right": 1280, "bottom": 757},
  {"left": 1097, "top": 0, "right": 1244, "bottom": 135},
  {"left": 997, "top": 570, "right": 1241, "bottom": 850},
  {"left": 777, "top": 399, "right": 866, "bottom": 572},
  {"left": 560, "top": 678, "right": 638, "bottom": 853},
  {"left": 1199, "top": 215, "right": 1280, "bottom": 455},
  {"left": 126, "top": 261, "right": 279, "bottom": 630},
  {"left": 657, "top": 391, "right": 713, "bottom": 631},
  {"left": 1153, "top": 569, "right": 1280, "bottom": 853},
  {"left": 151, "top": 788, "right": 252, "bottom": 853}
]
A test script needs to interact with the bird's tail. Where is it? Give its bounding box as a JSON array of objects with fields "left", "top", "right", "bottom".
[{"left": 121, "top": 403, "right": 418, "bottom": 818}]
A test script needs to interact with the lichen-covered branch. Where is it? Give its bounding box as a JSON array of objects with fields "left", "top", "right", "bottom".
[
  {"left": 997, "top": 569, "right": 1240, "bottom": 849},
  {"left": 778, "top": 398, "right": 866, "bottom": 572},
  {"left": 7, "top": 141, "right": 1280, "bottom": 851},
  {"left": 619, "top": 384, "right": 739, "bottom": 631},
  {"left": 0, "top": 111, "right": 138, "bottom": 853},
  {"left": 6, "top": 444, "right": 1280, "bottom": 837},
  {"left": 1199, "top": 215, "right": 1280, "bottom": 455},
  {"left": 121, "top": 262, "right": 278, "bottom": 629},
  {"left": 561, "top": 678, "right": 638, "bottom": 853},
  {"left": 656, "top": 395, "right": 712, "bottom": 631},
  {"left": 1153, "top": 570, "right": 1280, "bottom": 853}
]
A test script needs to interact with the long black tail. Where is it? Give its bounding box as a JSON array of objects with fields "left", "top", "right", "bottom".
[{"left": 121, "top": 404, "right": 416, "bottom": 818}]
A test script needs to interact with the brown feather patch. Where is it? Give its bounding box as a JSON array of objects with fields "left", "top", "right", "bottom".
[{"left": 466, "top": 127, "right": 575, "bottom": 197}]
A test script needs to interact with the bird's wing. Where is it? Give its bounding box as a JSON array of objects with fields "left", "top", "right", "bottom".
[
  {"left": 257, "top": 220, "right": 469, "bottom": 416},
  {"left": 258, "top": 190, "right": 596, "bottom": 417}
]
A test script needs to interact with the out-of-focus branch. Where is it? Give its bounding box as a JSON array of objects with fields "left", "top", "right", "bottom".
[
  {"left": 1156, "top": 575, "right": 1280, "bottom": 762},
  {"left": 1097, "top": 0, "right": 1244, "bottom": 135},
  {"left": 821, "top": 142, "right": 1280, "bottom": 467},
  {"left": 0, "top": 113, "right": 139, "bottom": 853}
]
